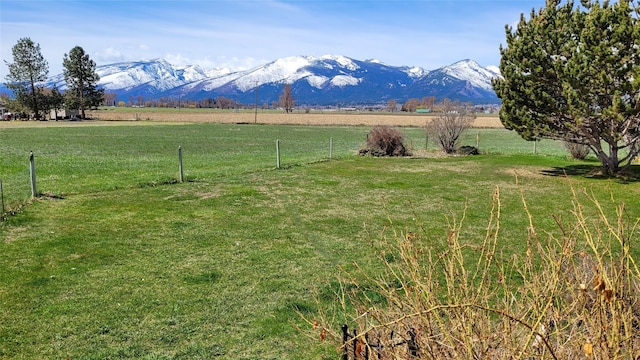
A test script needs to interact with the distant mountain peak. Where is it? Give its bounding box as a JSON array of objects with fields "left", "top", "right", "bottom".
[
  {"left": 33, "top": 56, "right": 501, "bottom": 105},
  {"left": 436, "top": 59, "right": 500, "bottom": 91}
]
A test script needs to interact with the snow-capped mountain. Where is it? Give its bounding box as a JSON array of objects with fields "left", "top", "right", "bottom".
[
  {"left": 407, "top": 59, "right": 501, "bottom": 101},
  {"left": 5, "top": 56, "right": 501, "bottom": 105},
  {"left": 169, "top": 55, "right": 426, "bottom": 104},
  {"left": 46, "top": 59, "right": 217, "bottom": 97}
]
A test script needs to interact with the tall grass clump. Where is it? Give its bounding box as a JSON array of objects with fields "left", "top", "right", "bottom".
[{"left": 307, "top": 187, "right": 640, "bottom": 359}]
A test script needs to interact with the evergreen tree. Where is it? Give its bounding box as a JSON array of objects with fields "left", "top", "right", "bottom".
[
  {"left": 4, "top": 37, "right": 49, "bottom": 119},
  {"left": 49, "top": 87, "right": 65, "bottom": 120},
  {"left": 492, "top": 0, "right": 640, "bottom": 175},
  {"left": 63, "top": 46, "right": 103, "bottom": 119}
]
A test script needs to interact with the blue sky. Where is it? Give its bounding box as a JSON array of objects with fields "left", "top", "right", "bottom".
[{"left": 1, "top": 0, "right": 545, "bottom": 77}]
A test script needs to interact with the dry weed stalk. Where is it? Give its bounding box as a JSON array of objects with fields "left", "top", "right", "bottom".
[{"left": 306, "top": 186, "right": 640, "bottom": 359}]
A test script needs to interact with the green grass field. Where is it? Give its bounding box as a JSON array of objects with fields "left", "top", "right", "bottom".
[{"left": 1, "top": 123, "right": 638, "bottom": 359}]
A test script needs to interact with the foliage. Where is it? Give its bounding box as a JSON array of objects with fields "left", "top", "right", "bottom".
[
  {"left": 63, "top": 46, "right": 103, "bottom": 119},
  {"left": 427, "top": 99, "right": 475, "bottom": 153},
  {"left": 360, "top": 125, "right": 409, "bottom": 156},
  {"left": 3, "top": 37, "right": 49, "bottom": 119},
  {"left": 309, "top": 189, "right": 640, "bottom": 359},
  {"left": 49, "top": 87, "right": 65, "bottom": 119},
  {"left": 493, "top": 0, "right": 640, "bottom": 175},
  {"left": 0, "top": 93, "right": 28, "bottom": 114}
]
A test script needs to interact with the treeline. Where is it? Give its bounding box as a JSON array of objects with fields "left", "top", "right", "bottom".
[
  {"left": 112, "top": 94, "right": 272, "bottom": 110},
  {"left": 3, "top": 38, "right": 102, "bottom": 120},
  {"left": 114, "top": 94, "right": 442, "bottom": 113},
  {"left": 113, "top": 83, "right": 296, "bottom": 111}
]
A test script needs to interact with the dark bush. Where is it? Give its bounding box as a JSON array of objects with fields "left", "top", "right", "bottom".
[
  {"left": 360, "top": 126, "right": 409, "bottom": 157},
  {"left": 457, "top": 145, "right": 479, "bottom": 155}
]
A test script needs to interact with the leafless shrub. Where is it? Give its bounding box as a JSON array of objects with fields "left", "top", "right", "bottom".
[
  {"left": 360, "top": 126, "right": 409, "bottom": 157},
  {"left": 426, "top": 99, "right": 476, "bottom": 154},
  {"left": 304, "top": 188, "right": 640, "bottom": 359},
  {"left": 564, "top": 141, "right": 591, "bottom": 160}
]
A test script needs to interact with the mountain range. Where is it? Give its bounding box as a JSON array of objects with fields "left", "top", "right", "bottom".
[{"left": 5, "top": 55, "right": 502, "bottom": 105}]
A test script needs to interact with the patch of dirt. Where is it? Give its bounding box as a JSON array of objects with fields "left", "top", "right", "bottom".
[
  {"left": 2, "top": 225, "right": 29, "bottom": 243},
  {"left": 504, "top": 167, "right": 548, "bottom": 181},
  {"left": 194, "top": 191, "right": 220, "bottom": 200}
]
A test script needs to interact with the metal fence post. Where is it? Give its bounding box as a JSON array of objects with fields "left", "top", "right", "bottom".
[
  {"left": 178, "top": 146, "right": 184, "bottom": 182},
  {"left": 1, "top": 179, "right": 5, "bottom": 214},
  {"left": 342, "top": 324, "right": 349, "bottom": 360},
  {"left": 276, "top": 139, "right": 281, "bottom": 169},
  {"left": 29, "top": 151, "right": 37, "bottom": 198},
  {"left": 330, "top": 138, "right": 334, "bottom": 159}
]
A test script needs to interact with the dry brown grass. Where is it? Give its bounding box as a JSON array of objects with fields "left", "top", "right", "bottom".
[
  {"left": 79, "top": 110, "right": 504, "bottom": 128},
  {"left": 0, "top": 110, "right": 503, "bottom": 128}
]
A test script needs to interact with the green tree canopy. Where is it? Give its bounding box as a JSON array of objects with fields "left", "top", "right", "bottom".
[
  {"left": 4, "top": 37, "right": 49, "bottom": 119},
  {"left": 48, "top": 87, "right": 65, "bottom": 120},
  {"left": 492, "top": 0, "right": 640, "bottom": 175},
  {"left": 63, "top": 46, "right": 103, "bottom": 119}
]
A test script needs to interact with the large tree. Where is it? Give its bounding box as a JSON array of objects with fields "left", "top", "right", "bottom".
[
  {"left": 4, "top": 37, "right": 49, "bottom": 119},
  {"left": 63, "top": 46, "right": 103, "bottom": 119},
  {"left": 492, "top": 0, "right": 640, "bottom": 175},
  {"left": 278, "top": 84, "right": 295, "bottom": 113}
]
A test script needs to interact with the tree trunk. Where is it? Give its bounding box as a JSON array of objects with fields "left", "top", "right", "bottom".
[
  {"left": 80, "top": 83, "right": 85, "bottom": 119},
  {"left": 30, "top": 74, "right": 39, "bottom": 120},
  {"left": 595, "top": 148, "right": 619, "bottom": 175}
]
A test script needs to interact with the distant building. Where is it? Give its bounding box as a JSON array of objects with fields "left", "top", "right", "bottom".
[
  {"left": 50, "top": 108, "right": 80, "bottom": 120},
  {"left": 0, "top": 103, "right": 9, "bottom": 120}
]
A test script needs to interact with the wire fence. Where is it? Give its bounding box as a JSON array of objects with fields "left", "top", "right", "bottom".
[
  {"left": 0, "top": 125, "right": 575, "bottom": 220},
  {"left": 0, "top": 138, "right": 350, "bottom": 219}
]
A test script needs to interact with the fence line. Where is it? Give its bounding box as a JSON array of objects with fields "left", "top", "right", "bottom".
[
  {"left": 0, "top": 139, "right": 343, "bottom": 217},
  {"left": 0, "top": 135, "right": 567, "bottom": 219}
]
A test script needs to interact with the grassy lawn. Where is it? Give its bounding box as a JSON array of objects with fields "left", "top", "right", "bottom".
[{"left": 1, "top": 123, "right": 638, "bottom": 359}]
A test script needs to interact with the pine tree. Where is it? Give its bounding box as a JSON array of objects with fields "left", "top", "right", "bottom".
[
  {"left": 63, "top": 46, "right": 103, "bottom": 119},
  {"left": 4, "top": 37, "right": 49, "bottom": 120},
  {"left": 492, "top": 0, "right": 640, "bottom": 175},
  {"left": 49, "top": 87, "right": 65, "bottom": 120}
]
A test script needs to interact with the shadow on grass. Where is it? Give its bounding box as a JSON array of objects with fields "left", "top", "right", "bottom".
[{"left": 541, "top": 164, "right": 640, "bottom": 183}]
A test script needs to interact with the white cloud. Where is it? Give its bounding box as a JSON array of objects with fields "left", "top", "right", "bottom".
[
  {"left": 94, "top": 47, "right": 125, "bottom": 64},
  {"left": 163, "top": 53, "right": 266, "bottom": 72},
  {"left": 1, "top": 0, "right": 548, "bottom": 77}
]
